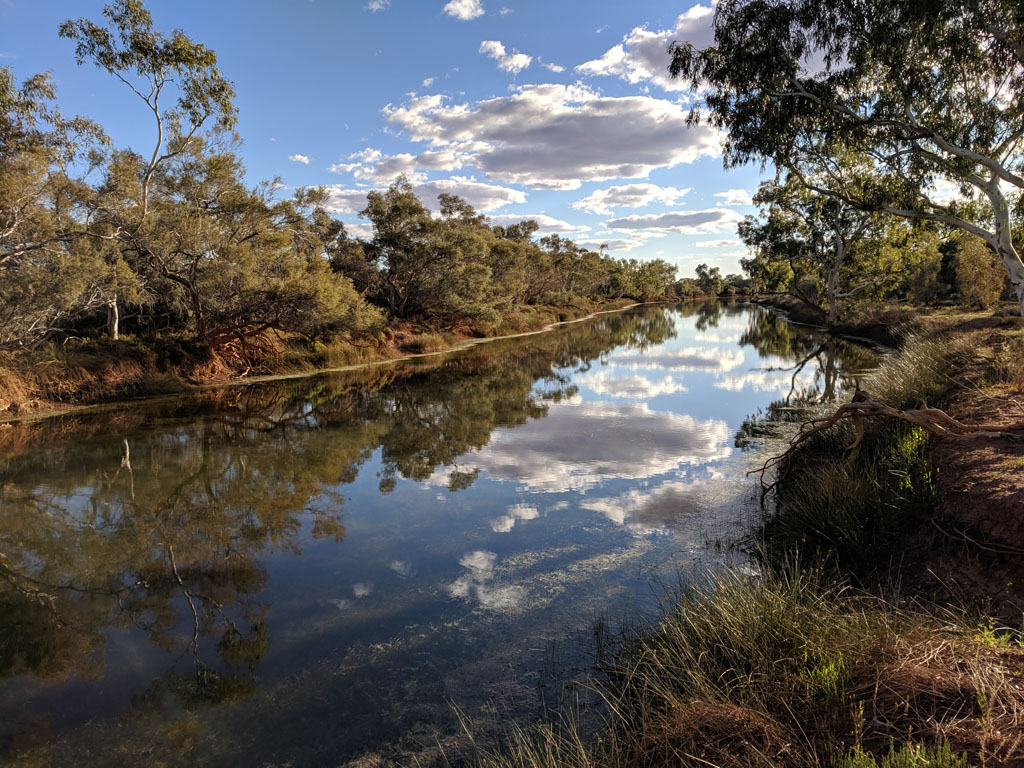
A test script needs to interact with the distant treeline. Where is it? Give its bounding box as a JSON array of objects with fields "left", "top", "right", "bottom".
[{"left": 0, "top": 2, "right": 678, "bottom": 355}]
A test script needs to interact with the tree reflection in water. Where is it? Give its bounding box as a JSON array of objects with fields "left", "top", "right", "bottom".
[
  {"left": 0, "top": 305, "right": 876, "bottom": 764},
  {"left": 0, "top": 308, "right": 677, "bottom": 756},
  {"left": 730, "top": 304, "right": 879, "bottom": 450}
]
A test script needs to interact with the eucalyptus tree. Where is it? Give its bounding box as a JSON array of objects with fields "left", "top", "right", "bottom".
[
  {"left": 361, "top": 179, "right": 500, "bottom": 321},
  {"left": 670, "top": 0, "right": 1024, "bottom": 315},
  {"left": 0, "top": 67, "right": 121, "bottom": 348},
  {"left": 695, "top": 263, "right": 724, "bottom": 296},
  {"left": 741, "top": 175, "right": 879, "bottom": 324},
  {"left": 125, "top": 137, "right": 381, "bottom": 344},
  {"left": 60, "top": 0, "right": 236, "bottom": 338}
]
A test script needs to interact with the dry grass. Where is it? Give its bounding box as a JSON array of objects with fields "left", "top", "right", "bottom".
[
  {"left": 993, "top": 331, "right": 1024, "bottom": 392},
  {"left": 469, "top": 569, "right": 1024, "bottom": 768}
]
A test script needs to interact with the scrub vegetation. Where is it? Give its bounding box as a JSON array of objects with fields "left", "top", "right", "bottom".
[{"left": 1, "top": 2, "right": 678, "bottom": 417}]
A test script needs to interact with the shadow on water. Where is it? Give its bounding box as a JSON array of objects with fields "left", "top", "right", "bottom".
[{"left": 0, "top": 304, "right": 877, "bottom": 766}]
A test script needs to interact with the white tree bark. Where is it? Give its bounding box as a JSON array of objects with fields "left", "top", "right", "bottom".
[
  {"left": 983, "top": 182, "right": 1024, "bottom": 318},
  {"left": 106, "top": 297, "right": 119, "bottom": 341}
]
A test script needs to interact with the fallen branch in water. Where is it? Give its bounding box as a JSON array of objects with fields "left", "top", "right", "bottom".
[{"left": 752, "top": 388, "right": 1023, "bottom": 494}]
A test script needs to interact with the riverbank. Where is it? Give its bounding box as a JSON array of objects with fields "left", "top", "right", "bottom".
[
  {"left": 471, "top": 306, "right": 1024, "bottom": 768},
  {"left": 752, "top": 293, "right": 915, "bottom": 347},
  {"left": 0, "top": 299, "right": 642, "bottom": 423}
]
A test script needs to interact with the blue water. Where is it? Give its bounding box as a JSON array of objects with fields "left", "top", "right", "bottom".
[{"left": 0, "top": 303, "right": 875, "bottom": 766}]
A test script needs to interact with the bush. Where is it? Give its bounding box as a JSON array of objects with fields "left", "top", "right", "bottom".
[
  {"left": 400, "top": 332, "right": 450, "bottom": 354},
  {"left": 994, "top": 332, "right": 1024, "bottom": 391},
  {"left": 763, "top": 333, "right": 965, "bottom": 575},
  {"left": 954, "top": 237, "right": 1006, "bottom": 309}
]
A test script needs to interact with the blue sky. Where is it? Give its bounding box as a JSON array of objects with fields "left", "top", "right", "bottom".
[{"left": 2, "top": 0, "right": 768, "bottom": 277}]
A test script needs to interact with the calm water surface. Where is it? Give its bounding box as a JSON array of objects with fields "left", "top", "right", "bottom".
[{"left": 0, "top": 304, "right": 876, "bottom": 766}]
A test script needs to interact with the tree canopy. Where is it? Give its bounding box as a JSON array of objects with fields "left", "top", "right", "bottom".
[
  {"left": 1, "top": 2, "right": 681, "bottom": 360},
  {"left": 670, "top": 0, "right": 1024, "bottom": 315}
]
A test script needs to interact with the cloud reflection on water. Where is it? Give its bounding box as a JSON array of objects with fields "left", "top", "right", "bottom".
[
  {"left": 576, "top": 369, "right": 688, "bottom": 399},
  {"left": 449, "top": 550, "right": 526, "bottom": 611},
  {"left": 609, "top": 345, "right": 745, "bottom": 372},
  {"left": 452, "top": 399, "right": 731, "bottom": 492}
]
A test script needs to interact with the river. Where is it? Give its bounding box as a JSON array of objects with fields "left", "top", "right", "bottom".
[{"left": 0, "top": 303, "right": 877, "bottom": 766}]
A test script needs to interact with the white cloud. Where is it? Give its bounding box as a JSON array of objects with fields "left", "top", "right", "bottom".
[
  {"left": 417, "top": 176, "right": 526, "bottom": 210},
  {"left": 329, "top": 145, "right": 484, "bottom": 185},
  {"left": 573, "top": 236, "right": 653, "bottom": 252},
  {"left": 344, "top": 222, "right": 375, "bottom": 239},
  {"left": 289, "top": 154, "right": 310, "bottom": 164},
  {"left": 573, "top": 183, "right": 691, "bottom": 215},
  {"left": 576, "top": 5, "right": 715, "bottom": 91},
  {"left": 384, "top": 83, "right": 721, "bottom": 190},
  {"left": 715, "top": 367, "right": 818, "bottom": 395},
  {"left": 422, "top": 77, "right": 435, "bottom": 88},
  {"left": 459, "top": 550, "right": 497, "bottom": 571},
  {"left": 695, "top": 239, "right": 742, "bottom": 248},
  {"left": 389, "top": 560, "right": 412, "bottom": 577},
  {"left": 322, "top": 176, "right": 526, "bottom": 215},
  {"left": 488, "top": 213, "right": 589, "bottom": 234},
  {"left": 928, "top": 178, "right": 967, "bottom": 205},
  {"left": 573, "top": 229, "right": 667, "bottom": 252},
  {"left": 443, "top": 0, "right": 484, "bottom": 20},
  {"left": 353, "top": 582, "right": 374, "bottom": 597},
  {"left": 541, "top": 61, "right": 565, "bottom": 73},
  {"left": 449, "top": 550, "right": 525, "bottom": 611},
  {"left": 499, "top": 7, "right": 513, "bottom": 14},
  {"left": 366, "top": 0, "right": 390, "bottom": 10},
  {"left": 605, "top": 208, "right": 743, "bottom": 234},
  {"left": 322, "top": 188, "right": 372, "bottom": 214},
  {"left": 479, "top": 40, "right": 532, "bottom": 74},
  {"left": 714, "top": 188, "right": 754, "bottom": 206},
  {"left": 581, "top": 479, "right": 726, "bottom": 534}
]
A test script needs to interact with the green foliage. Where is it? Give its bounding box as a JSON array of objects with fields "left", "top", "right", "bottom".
[
  {"left": 5, "top": 3, "right": 681, "bottom": 357},
  {"left": 668, "top": 0, "right": 1024, "bottom": 315},
  {"left": 955, "top": 236, "right": 1007, "bottom": 310},
  {"left": 994, "top": 332, "right": 1024, "bottom": 390},
  {"left": 694, "top": 263, "right": 723, "bottom": 296},
  {"left": 766, "top": 334, "right": 954, "bottom": 574},
  {"left": 837, "top": 741, "right": 969, "bottom": 768}
]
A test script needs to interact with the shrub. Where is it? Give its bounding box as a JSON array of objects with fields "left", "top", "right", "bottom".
[
  {"left": 994, "top": 332, "right": 1024, "bottom": 391},
  {"left": 955, "top": 237, "right": 1006, "bottom": 309}
]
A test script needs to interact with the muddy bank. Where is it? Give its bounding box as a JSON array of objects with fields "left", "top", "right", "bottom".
[{"left": 898, "top": 313, "right": 1024, "bottom": 622}]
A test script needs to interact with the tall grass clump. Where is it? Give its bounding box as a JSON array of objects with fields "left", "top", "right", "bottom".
[
  {"left": 470, "top": 568, "right": 1024, "bottom": 768},
  {"left": 401, "top": 332, "right": 453, "bottom": 354},
  {"left": 763, "top": 333, "right": 968, "bottom": 577},
  {"left": 993, "top": 330, "right": 1024, "bottom": 392}
]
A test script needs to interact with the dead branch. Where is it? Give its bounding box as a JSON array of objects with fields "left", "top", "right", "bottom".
[{"left": 752, "top": 388, "right": 1023, "bottom": 493}]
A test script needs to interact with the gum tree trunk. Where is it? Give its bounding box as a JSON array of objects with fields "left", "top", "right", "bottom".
[
  {"left": 984, "top": 182, "right": 1024, "bottom": 318},
  {"left": 106, "top": 297, "right": 119, "bottom": 341}
]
